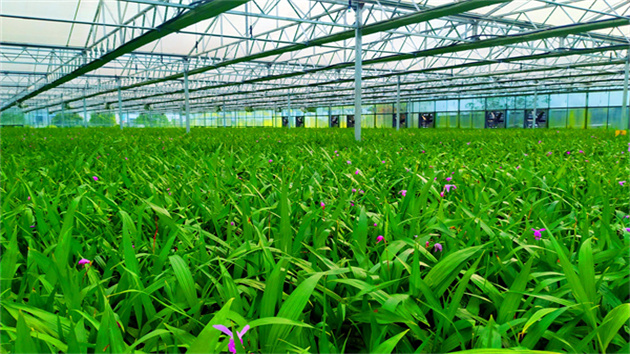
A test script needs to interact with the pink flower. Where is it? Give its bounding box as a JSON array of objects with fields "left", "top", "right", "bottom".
[
  {"left": 92, "top": 176, "right": 98, "bottom": 181},
  {"left": 381, "top": 160, "right": 386, "bottom": 164},
  {"left": 347, "top": 160, "right": 352, "bottom": 165},
  {"left": 373, "top": 223, "right": 377, "bottom": 227},
  {"left": 268, "top": 159, "right": 273, "bottom": 163},
  {"left": 376, "top": 235, "right": 384, "bottom": 244},
  {"left": 213, "top": 324, "right": 250, "bottom": 354},
  {"left": 125, "top": 157, "right": 128, "bottom": 160},
  {"left": 446, "top": 177, "right": 452, "bottom": 182},
  {"left": 626, "top": 228, "right": 630, "bottom": 232},
  {"left": 434, "top": 243, "right": 443, "bottom": 252},
  {"left": 466, "top": 142, "right": 470, "bottom": 145},
  {"left": 547, "top": 152, "right": 552, "bottom": 156},
  {"left": 78, "top": 258, "right": 91, "bottom": 266},
  {"left": 425, "top": 241, "right": 430, "bottom": 248},
  {"left": 230, "top": 222, "right": 235, "bottom": 226},
  {"left": 27, "top": 196, "right": 31, "bottom": 201},
  {"left": 566, "top": 151, "right": 570, "bottom": 155},
  {"left": 538, "top": 141, "right": 542, "bottom": 144},
  {"left": 440, "top": 192, "right": 444, "bottom": 197},
  {"left": 352, "top": 188, "right": 356, "bottom": 193},
  {"left": 400, "top": 190, "right": 407, "bottom": 197},
  {"left": 355, "top": 170, "right": 360, "bottom": 175},
  {"left": 360, "top": 190, "right": 364, "bottom": 194},
  {"left": 421, "top": 151, "right": 425, "bottom": 153},
  {"left": 321, "top": 202, "right": 325, "bottom": 210},
  {"left": 620, "top": 181, "right": 626, "bottom": 186},
  {"left": 350, "top": 202, "right": 354, "bottom": 207},
  {"left": 516, "top": 166, "right": 521, "bottom": 169},
  {"left": 444, "top": 184, "right": 457, "bottom": 193},
  {"left": 532, "top": 228, "right": 546, "bottom": 240},
  {"left": 579, "top": 150, "right": 584, "bottom": 153}
]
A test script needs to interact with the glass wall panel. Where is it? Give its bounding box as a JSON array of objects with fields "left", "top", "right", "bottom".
[
  {"left": 459, "top": 112, "right": 472, "bottom": 129},
  {"left": 436, "top": 112, "right": 458, "bottom": 128},
  {"left": 588, "top": 92, "right": 609, "bottom": 107},
  {"left": 607, "top": 107, "right": 623, "bottom": 130},
  {"left": 461, "top": 98, "right": 486, "bottom": 111},
  {"left": 447, "top": 100, "right": 459, "bottom": 112},
  {"left": 418, "top": 101, "right": 434, "bottom": 112},
  {"left": 506, "top": 110, "right": 524, "bottom": 128},
  {"left": 549, "top": 93, "right": 566, "bottom": 108},
  {"left": 435, "top": 100, "right": 448, "bottom": 112},
  {"left": 608, "top": 91, "right": 628, "bottom": 106},
  {"left": 362, "top": 114, "right": 374, "bottom": 128},
  {"left": 548, "top": 109, "right": 567, "bottom": 128},
  {"left": 587, "top": 108, "right": 608, "bottom": 128},
  {"left": 567, "top": 108, "right": 586, "bottom": 129},
  {"left": 472, "top": 111, "right": 485, "bottom": 129},
  {"left": 376, "top": 115, "right": 392, "bottom": 128},
  {"left": 514, "top": 96, "right": 527, "bottom": 109},
  {"left": 486, "top": 97, "right": 506, "bottom": 110},
  {"left": 568, "top": 93, "right": 586, "bottom": 107}
]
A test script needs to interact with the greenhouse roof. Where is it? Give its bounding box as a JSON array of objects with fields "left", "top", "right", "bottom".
[{"left": 1, "top": 0, "right": 629, "bottom": 115}]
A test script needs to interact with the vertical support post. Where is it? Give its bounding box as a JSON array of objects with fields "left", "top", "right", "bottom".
[
  {"left": 223, "top": 97, "right": 227, "bottom": 127},
  {"left": 354, "top": 1, "right": 362, "bottom": 141},
  {"left": 61, "top": 95, "right": 65, "bottom": 128},
  {"left": 328, "top": 105, "right": 332, "bottom": 127},
  {"left": 117, "top": 78, "right": 123, "bottom": 130},
  {"left": 83, "top": 91, "right": 88, "bottom": 128},
  {"left": 533, "top": 86, "right": 537, "bottom": 129},
  {"left": 622, "top": 54, "right": 629, "bottom": 129},
  {"left": 184, "top": 60, "right": 191, "bottom": 134},
  {"left": 396, "top": 76, "right": 401, "bottom": 131},
  {"left": 287, "top": 92, "right": 292, "bottom": 128}
]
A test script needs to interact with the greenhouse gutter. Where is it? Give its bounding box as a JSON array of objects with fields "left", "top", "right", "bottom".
[
  {"left": 22, "top": 0, "right": 509, "bottom": 112},
  {"left": 0, "top": 0, "right": 250, "bottom": 112}
]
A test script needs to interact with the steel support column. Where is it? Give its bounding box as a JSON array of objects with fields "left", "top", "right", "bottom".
[
  {"left": 288, "top": 92, "right": 292, "bottom": 128},
  {"left": 354, "top": 1, "right": 362, "bottom": 141},
  {"left": 118, "top": 79, "right": 123, "bottom": 130},
  {"left": 82, "top": 92, "right": 87, "bottom": 128},
  {"left": 184, "top": 60, "right": 191, "bottom": 134},
  {"left": 396, "top": 76, "right": 401, "bottom": 131},
  {"left": 623, "top": 54, "right": 629, "bottom": 129},
  {"left": 533, "top": 86, "right": 537, "bottom": 129},
  {"left": 223, "top": 97, "right": 226, "bottom": 127}
]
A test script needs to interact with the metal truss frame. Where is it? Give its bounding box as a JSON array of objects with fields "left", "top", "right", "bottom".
[{"left": 1, "top": 0, "right": 629, "bottom": 131}]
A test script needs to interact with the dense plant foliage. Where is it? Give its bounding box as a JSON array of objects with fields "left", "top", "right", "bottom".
[{"left": 1, "top": 127, "right": 629, "bottom": 354}]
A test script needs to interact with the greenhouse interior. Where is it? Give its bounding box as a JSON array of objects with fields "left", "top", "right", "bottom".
[{"left": 1, "top": 0, "right": 630, "bottom": 353}]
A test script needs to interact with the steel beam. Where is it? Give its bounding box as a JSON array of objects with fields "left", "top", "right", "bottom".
[
  {"left": 184, "top": 60, "right": 191, "bottom": 134},
  {"left": 0, "top": 0, "right": 250, "bottom": 112},
  {"left": 355, "top": 1, "right": 362, "bottom": 141},
  {"left": 118, "top": 79, "right": 123, "bottom": 130},
  {"left": 396, "top": 76, "right": 401, "bottom": 131},
  {"left": 623, "top": 54, "right": 629, "bottom": 129}
]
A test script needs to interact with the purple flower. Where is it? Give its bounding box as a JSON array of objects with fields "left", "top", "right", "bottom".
[
  {"left": 444, "top": 184, "right": 457, "bottom": 193},
  {"left": 352, "top": 188, "right": 356, "bottom": 193},
  {"left": 92, "top": 176, "right": 98, "bottom": 181},
  {"left": 446, "top": 177, "right": 452, "bottom": 182},
  {"left": 538, "top": 141, "right": 542, "bottom": 144},
  {"left": 466, "top": 142, "right": 470, "bottom": 145},
  {"left": 376, "top": 235, "right": 384, "bottom": 244},
  {"left": 620, "top": 181, "right": 626, "bottom": 186},
  {"left": 400, "top": 190, "right": 407, "bottom": 197},
  {"left": 360, "top": 190, "right": 364, "bottom": 194},
  {"left": 547, "top": 152, "right": 552, "bottom": 156},
  {"left": 213, "top": 324, "right": 250, "bottom": 354},
  {"left": 125, "top": 157, "right": 128, "bottom": 160},
  {"left": 532, "top": 228, "right": 546, "bottom": 240},
  {"left": 347, "top": 160, "right": 352, "bottom": 165},
  {"left": 373, "top": 223, "right": 377, "bottom": 227},
  {"left": 626, "top": 228, "right": 630, "bottom": 233},
  {"left": 579, "top": 150, "right": 584, "bottom": 153},
  {"left": 355, "top": 170, "right": 360, "bottom": 175},
  {"left": 434, "top": 243, "right": 443, "bottom": 252},
  {"left": 29, "top": 225, "right": 35, "bottom": 228},
  {"left": 78, "top": 258, "right": 91, "bottom": 266},
  {"left": 566, "top": 151, "right": 570, "bottom": 155},
  {"left": 350, "top": 202, "right": 354, "bottom": 207},
  {"left": 230, "top": 222, "right": 235, "bottom": 226},
  {"left": 268, "top": 159, "right": 273, "bottom": 163}
]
